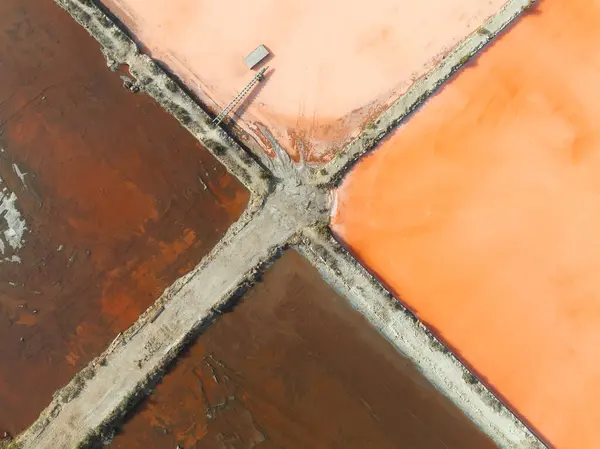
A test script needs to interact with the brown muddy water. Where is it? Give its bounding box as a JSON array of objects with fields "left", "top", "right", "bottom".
[
  {"left": 110, "top": 251, "right": 497, "bottom": 449},
  {"left": 0, "top": 0, "right": 249, "bottom": 435}
]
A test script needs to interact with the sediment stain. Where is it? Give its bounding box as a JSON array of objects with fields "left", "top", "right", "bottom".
[
  {"left": 0, "top": 0, "right": 249, "bottom": 435},
  {"left": 111, "top": 251, "right": 496, "bottom": 449}
]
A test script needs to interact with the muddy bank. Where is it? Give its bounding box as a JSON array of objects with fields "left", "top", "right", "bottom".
[
  {"left": 0, "top": 0, "right": 248, "bottom": 434},
  {"left": 110, "top": 250, "right": 496, "bottom": 449}
]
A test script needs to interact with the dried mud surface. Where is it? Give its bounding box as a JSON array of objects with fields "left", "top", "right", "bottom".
[
  {"left": 0, "top": 0, "right": 248, "bottom": 435},
  {"left": 110, "top": 251, "right": 497, "bottom": 449}
]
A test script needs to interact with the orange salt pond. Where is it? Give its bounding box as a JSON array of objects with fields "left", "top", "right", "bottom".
[
  {"left": 100, "top": 0, "right": 507, "bottom": 162},
  {"left": 332, "top": 0, "right": 600, "bottom": 448}
]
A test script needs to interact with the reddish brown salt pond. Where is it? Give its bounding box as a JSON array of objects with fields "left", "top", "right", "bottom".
[
  {"left": 0, "top": 0, "right": 248, "bottom": 435},
  {"left": 110, "top": 251, "right": 496, "bottom": 449},
  {"left": 332, "top": 0, "right": 600, "bottom": 447}
]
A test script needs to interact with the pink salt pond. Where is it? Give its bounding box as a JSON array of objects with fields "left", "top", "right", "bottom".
[{"left": 101, "top": 0, "right": 508, "bottom": 162}]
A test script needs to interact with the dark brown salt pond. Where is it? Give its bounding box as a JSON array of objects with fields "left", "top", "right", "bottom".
[
  {"left": 0, "top": 0, "right": 249, "bottom": 435},
  {"left": 110, "top": 251, "right": 497, "bottom": 449}
]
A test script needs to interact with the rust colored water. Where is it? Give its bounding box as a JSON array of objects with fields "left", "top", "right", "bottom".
[
  {"left": 100, "top": 0, "right": 507, "bottom": 162},
  {"left": 0, "top": 0, "right": 248, "bottom": 435},
  {"left": 332, "top": 1, "right": 600, "bottom": 447},
  {"left": 110, "top": 251, "right": 496, "bottom": 449}
]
